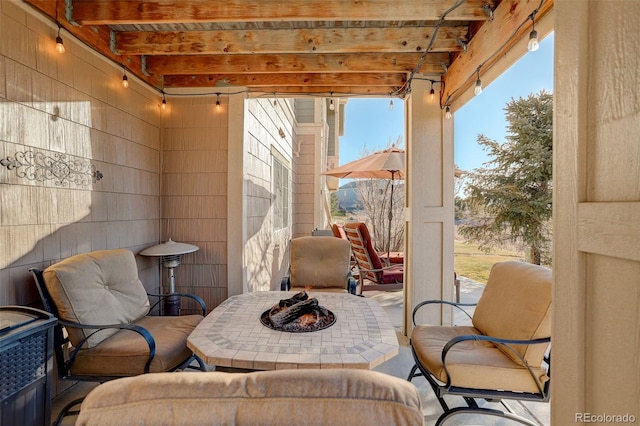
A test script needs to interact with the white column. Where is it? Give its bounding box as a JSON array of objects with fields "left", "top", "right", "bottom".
[
  {"left": 404, "top": 78, "right": 456, "bottom": 334},
  {"left": 227, "top": 94, "right": 246, "bottom": 296}
]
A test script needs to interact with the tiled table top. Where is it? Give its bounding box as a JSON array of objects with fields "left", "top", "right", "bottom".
[{"left": 187, "top": 291, "right": 399, "bottom": 370}]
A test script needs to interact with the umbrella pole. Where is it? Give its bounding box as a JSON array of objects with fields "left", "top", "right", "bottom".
[{"left": 386, "top": 172, "right": 395, "bottom": 266}]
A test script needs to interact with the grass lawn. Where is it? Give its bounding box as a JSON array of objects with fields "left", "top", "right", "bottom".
[{"left": 454, "top": 240, "right": 525, "bottom": 283}]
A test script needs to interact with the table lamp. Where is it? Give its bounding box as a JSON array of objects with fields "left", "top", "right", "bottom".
[{"left": 140, "top": 239, "right": 199, "bottom": 315}]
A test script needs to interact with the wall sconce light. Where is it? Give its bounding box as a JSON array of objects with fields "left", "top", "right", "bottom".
[{"left": 55, "top": 24, "right": 65, "bottom": 54}]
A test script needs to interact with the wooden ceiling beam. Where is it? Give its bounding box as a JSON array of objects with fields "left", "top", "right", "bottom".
[
  {"left": 22, "top": 0, "right": 163, "bottom": 88},
  {"left": 68, "top": 0, "right": 494, "bottom": 24},
  {"left": 115, "top": 27, "right": 468, "bottom": 55},
  {"left": 163, "top": 73, "right": 407, "bottom": 88},
  {"left": 249, "top": 86, "right": 401, "bottom": 96},
  {"left": 145, "top": 52, "right": 450, "bottom": 75},
  {"left": 442, "top": 0, "right": 554, "bottom": 104}
]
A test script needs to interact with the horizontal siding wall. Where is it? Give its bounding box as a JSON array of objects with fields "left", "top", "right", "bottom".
[
  {"left": 161, "top": 96, "right": 229, "bottom": 312},
  {"left": 0, "top": 1, "right": 163, "bottom": 396},
  {"left": 293, "top": 133, "right": 318, "bottom": 237},
  {"left": 244, "top": 98, "right": 294, "bottom": 292}
]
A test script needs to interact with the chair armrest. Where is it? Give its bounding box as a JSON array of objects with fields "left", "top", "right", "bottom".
[
  {"left": 280, "top": 276, "right": 291, "bottom": 291},
  {"left": 147, "top": 292, "right": 206, "bottom": 315},
  {"left": 441, "top": 334, "right": 551, "bottom": 395},
  {"left": 58, "top": 318, "right": 156, "bottom": 374},
  {"left": 412, "top": 300, "right": 476, "bottom": 325}
]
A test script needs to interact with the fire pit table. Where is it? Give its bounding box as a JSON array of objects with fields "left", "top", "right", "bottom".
[{"left": 187, "top": 291, "right": 399, "bottom": 370}]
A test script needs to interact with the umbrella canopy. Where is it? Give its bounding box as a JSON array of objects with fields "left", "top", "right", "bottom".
[{"left": 322, "top": 147, "right": 404, "bottom": 180}]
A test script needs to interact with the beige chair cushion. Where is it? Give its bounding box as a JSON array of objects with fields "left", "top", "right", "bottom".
[
  {"left": 77, "top": 369, "right": 424, "bottom": 426},
  {"left": 290, "top": 236, "right": 351, "bottom": 290},
  {"left": 411, "top": 325, "right": 549, "bottom": 394},
  {"left": 43, "top": 249, "right": 150, "bottom": 348},
  {"left": 472, "top": 261, "right": 552, "bottom": 366},
  {"left": 70, "top": 314, "right": 203, "bottom": 376}
]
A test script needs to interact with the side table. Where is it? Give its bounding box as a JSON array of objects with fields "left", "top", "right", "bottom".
[{"left": 0, "top": 306, "right": 56, "bottom": 426}]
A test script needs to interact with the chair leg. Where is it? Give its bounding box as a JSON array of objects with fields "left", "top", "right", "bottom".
[
  {"left": 178, "top": 354, "right": 208, "bottom": 371},
  {"left": 408, "top": 346, "right": 450, "bottom": 413},
  {"left": 407, "top": 363, "right": 420, "bottom": 381},
  {"left": 436, "top": 405, "right": 540, "bottom": 426},
  {"left": 53, "top": 397, "right": 85, "bottom": 426},
  {"left": 194, "top": 354, "right": 207, "bottom": 371}
]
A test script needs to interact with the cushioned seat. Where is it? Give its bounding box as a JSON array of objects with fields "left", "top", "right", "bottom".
[
  {"left": 31, "top": 248, "right": 208, "bottom": 424},
  {"left": 411, "top": 325, "right": 548, "bottom": 394},
  {"left": 36, "top": 248, "right": 206, "bottom": 375},
  {"left": 70, "top": 315, "right": 203, "bottom": 376},
  {"left": 408, "top": 261, "right": 552, "bottom": 426},
  {"left": 77, "top": 369, "right": 424, "bottom": 426}
]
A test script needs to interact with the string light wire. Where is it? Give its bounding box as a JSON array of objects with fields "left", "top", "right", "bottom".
[{"left": 445, "top": 0, "right": 546, "bottom": 104}]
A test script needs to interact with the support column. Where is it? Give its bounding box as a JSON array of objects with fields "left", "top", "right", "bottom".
[
  {"left": 404, "top": 79, "right": 456, "bottom": 335},
  {"left": 227, "top": 94, "right": 246, "bottom": 296}
]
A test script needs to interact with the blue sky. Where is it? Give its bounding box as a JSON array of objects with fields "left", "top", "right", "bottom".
[{"left": 339, "top": 33, "right": 554, "bottom": 173}]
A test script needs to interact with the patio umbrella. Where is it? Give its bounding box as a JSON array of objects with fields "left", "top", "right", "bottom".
[{"left": 322, "top": 147, "right": 404, "bottom": 262}]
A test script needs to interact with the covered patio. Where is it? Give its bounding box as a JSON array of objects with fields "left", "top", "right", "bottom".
[{"left": 1, "top": 0, "right": 639, "bottom": 424}]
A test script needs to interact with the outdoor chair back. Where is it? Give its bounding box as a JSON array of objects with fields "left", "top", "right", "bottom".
[
  {"left": 343, "top": 222, "right": 403, "bottom": 294},
  {"left": 280, "top": 236, "right": 356, "bottom": 294}
]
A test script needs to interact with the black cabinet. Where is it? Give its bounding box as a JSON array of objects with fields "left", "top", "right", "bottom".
[{"left": 1, "top": 306, "right": 56, "bottom": 426}]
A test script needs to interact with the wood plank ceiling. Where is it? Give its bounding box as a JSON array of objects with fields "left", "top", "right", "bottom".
[{"left": 23, "top": 0, "right": 552, "bottom": 104}]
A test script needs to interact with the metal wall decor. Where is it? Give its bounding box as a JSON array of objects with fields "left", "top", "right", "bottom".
[{"left": 1, "top": 150, "right": 103, "bottom": 187}]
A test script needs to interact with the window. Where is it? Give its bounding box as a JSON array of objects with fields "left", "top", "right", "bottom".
[{"left": 272, "top": 151, "right": 290, "bottom": 231}]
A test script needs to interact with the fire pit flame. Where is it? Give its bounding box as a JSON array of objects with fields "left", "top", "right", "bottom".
[{"left": 260, "top": 291, "right": 335, "bottom": 332}]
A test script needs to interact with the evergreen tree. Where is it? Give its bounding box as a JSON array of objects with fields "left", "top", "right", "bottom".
[
  {"left": 459, "top": 91, "right": 553, "bottom": 265},
  {"left": 330, "top": 192, "right": 342, "bottom": 216}
]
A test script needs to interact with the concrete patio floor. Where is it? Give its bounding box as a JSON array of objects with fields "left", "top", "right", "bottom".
[{"left": 51, "top": 277, "right": 550, "bottom": 425}]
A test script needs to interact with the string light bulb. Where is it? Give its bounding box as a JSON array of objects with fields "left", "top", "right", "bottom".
[
  {"left": 429, "top": 81, "right": 435, "bottom": 101},
  {"left": 389, "top": 99, "right": 394, "bottom": 111},
  {"left": 445, "top": 106, "right": 452, "bottom": 120},
  {"left": 474, "top": 68, "right": 483, "bottom": 96},
  {"left": 457, "top": 38, "right": 468, "bottom": 53},
  {"left": 329, "top": 93, "right": 335, "bottom": 111},
  {"left": 215, "top": 93, "right": 221, "bottom": 111},
  {"left": 121, "top": 68, "right": 129, "bottom": 88},
  {"left": 161, "top": 92, "right": 166, "bottom": 110},
  {"left": 55, "top": 24, "right": 65, "bottom": 54},
  {"left": 527, "top": 15, "right": 540, "bottom": 52}
]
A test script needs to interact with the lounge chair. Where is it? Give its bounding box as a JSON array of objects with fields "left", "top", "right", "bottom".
[{"left": 343, "top": 222, "right": 403, "bottom": 294}]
